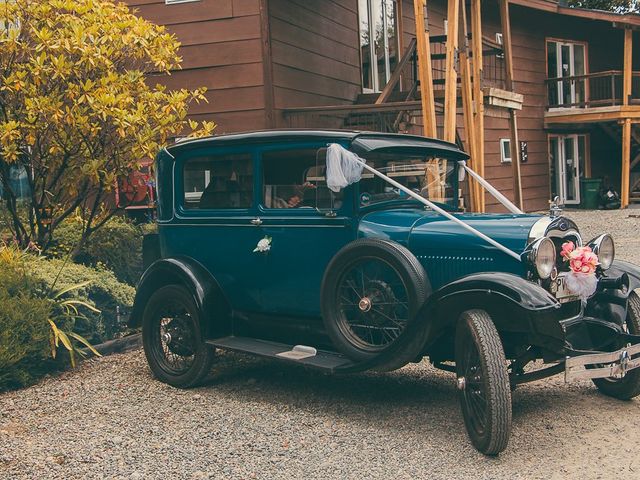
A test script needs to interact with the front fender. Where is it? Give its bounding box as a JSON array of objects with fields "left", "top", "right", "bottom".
[
  {"left": 431, "top": 272, "right": 560, "bottom": 311},
  {"left": 609, "top": 259, "right": 640, "bottom": 291},
  {"left": 585, "top": 259, "right": 640, "bottom": 327},
  {"left": 420, "top": 272, "right": 564, "bottom": 353},
  {"left": 130, "top": 257, "right": 232, "bottom": 338}
]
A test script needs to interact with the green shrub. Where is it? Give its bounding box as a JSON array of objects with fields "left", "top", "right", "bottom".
[
  {"left": 83, "top": 216, "right": 144, "bottom": 286},
  {"left": 0, "top": 290, "right": 54, "bottom": 390},
  {"left": 0, "top": 249, "right": 54, "bottom": 390},
  {"left": 50, "top": 215, "right": 151, "bottom": 286},
  {"left": 24, "top": 256, "right": 136, "bottom": 342},
  {"left": 0, "top": 245, "right": 134, "bottom": 390}
]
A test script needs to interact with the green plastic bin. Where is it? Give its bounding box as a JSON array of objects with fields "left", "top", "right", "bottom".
[{"left": 580, "top": 178, "right": 603, "bottom": 210}]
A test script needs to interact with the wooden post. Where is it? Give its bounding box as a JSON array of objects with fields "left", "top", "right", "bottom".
[
  {"left": 622, "top": 29, "right": 632, "bottom": 208},
  {"left": 624, "top": 29, "right": 633, "bottom": 106},
  {"left": 413, "top": 0, "right": 437, "bottom": 137},
  {"left": 622, "top": 118, "right": 631, "bottom": 208},
  {"left": 499, "top": 0, "right": 523, "bottom": 211},
  {"left": 443, "top": 0, "right": 459, "bottom": 143},
  {"left": 470, "top": 0, "right": 485, "bottom": 211},
  {"left": 460, "top": 52, "right": 479, "bottom": 212},
  {"left": 459, "top": 0, "right": 479, "bottom": 211}
]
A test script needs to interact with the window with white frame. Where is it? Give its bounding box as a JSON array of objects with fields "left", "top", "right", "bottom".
[{"left": 500, "top": 139, "right": 512, "bottom": 163}]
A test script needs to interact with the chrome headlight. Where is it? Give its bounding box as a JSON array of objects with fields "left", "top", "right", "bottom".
[
  {"left": 588, "top": 234, "right": 615, "bottom": 270},
  {"left": 529, "top": 237, "right": 556, "bottom": 279}
]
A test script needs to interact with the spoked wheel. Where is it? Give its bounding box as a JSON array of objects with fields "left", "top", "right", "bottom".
[
  {"left": 592, "top": 291, "right": 640, "bottom": 400},
  {"left": 142, "top": 285, "right": 214, "bottom": 388},
  {"left": 455, "top": 310, "right": 512, "bottom": 455},
  {"left": 321, "top": 239, "right": 429, "bottom": 367},
  {"left": 337, "top": 259, "right": 410, "bottom": 351}
]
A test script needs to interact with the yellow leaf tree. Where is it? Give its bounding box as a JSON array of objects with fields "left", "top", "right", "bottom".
[{"left": 0, "top": 0, "right": 215, "bottom": 249}]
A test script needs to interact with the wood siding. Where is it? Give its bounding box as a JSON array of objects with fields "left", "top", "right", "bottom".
[
  {"left": 401, "top": 0, "right": 630, "bottom": 212},
  {"left": 125, "top": 0, "right": 267, "bottom": 133},
  {"left": 268, "top": 0, "right": 361, "bottom": 123},
  {"left": 127, "top": 0, "right": 629, "bottom": 212}
]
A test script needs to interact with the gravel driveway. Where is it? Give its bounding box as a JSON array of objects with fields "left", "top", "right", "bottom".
[{"left": 2, "top": 209, "right": 640, "bottom": 480}]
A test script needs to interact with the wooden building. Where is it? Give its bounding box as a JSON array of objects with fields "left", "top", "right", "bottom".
[{"left": 124, "top": 0, "right": 640, "bottom": 212}]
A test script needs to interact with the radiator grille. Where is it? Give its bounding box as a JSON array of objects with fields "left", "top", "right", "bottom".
[{"left": 417, "top": 254, "right": 496, "bottom": 288}]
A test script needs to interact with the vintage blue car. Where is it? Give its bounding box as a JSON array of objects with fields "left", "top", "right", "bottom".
[{"left": 132, "top": 130, "right": 640, "bottom": 455}]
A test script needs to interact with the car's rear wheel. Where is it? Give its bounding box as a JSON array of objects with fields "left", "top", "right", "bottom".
[
  {"left": 321, "top": 239, "right": 429, "bottom": 367},
  {"left": 455, "top": 309, "right": 512, "bottom": 455},
  {"left": 592, "top": 291, "right": 640, "bottom": 400},
  {"left": 142, "top": 285, "right": 215, "bottom": 388}
]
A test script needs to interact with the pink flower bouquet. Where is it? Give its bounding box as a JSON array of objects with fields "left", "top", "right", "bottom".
[{"left": 560, "top": 241, "right": 599, "bottom": 301}]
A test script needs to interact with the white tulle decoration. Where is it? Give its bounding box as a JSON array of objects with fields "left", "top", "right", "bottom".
[
  {"left": 565, "top": 272, "right": 598, "bottom": 302},
  {"left": 326, "top": 143, "right": 366, "bottom": 192}
]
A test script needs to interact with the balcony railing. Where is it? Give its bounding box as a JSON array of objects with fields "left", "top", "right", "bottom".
[
  {"left": 282, "top": 101, "right": 429, "bottom": 135},
  {"left": 545, "top": 70, "right": 640, "bottom": 109}
]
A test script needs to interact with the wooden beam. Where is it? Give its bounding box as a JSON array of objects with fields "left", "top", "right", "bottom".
[
  {"left": 624, "top": 29, "right": 633, "bottom": 106},
  {"left": 461, "top": 53, "right": 480, "bottom": 212},
  {"left": 459, "top": 0, "right": 479, "bottom": 212},
  {"left": 259, "top": 0, "right": 276, "bottom": 128},
  {"left": 545, "top": 106, "right": 640, "bottom": 125},
  {"left": 622, "top": 118, "right": 631, "bottom": 208},
  {"left": 499, "top": 0, "right": 523, "bottom": 210},
  {"left": 413, "top": 0, "right": 437, "bottom": 137},
  {"left": 375, "top": 38, "right": 417, "bottom": 105},
  {"left": 443, "top": 0, "right": 459, "bottom": 143},
  {"left": 471, "top": 0, "right": 485, "bottom": 211},
  {"left": 499, "top": 0, "right": 515, "bottom": 92}
]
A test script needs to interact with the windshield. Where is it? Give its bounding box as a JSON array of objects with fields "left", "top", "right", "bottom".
[{"left": 357, "top": 152, "right": 457, "bottom": 208}]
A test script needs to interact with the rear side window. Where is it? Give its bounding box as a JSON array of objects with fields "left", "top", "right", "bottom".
[{"left": 182, "top": 153, "right": 253, "bottom": 209}]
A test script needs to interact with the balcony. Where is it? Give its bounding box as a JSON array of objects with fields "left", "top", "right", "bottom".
[{"left": 544, "top": 70, "right": 640, "bottom": 126}]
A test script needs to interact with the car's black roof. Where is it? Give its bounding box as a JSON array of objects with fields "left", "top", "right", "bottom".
[{"left": 165, "top": 129, "right": 467, "bottom": 158}]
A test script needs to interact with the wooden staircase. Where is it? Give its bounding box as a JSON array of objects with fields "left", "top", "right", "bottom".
[{"left": 600, "top": 123, "right": 640, "bottom": 204}]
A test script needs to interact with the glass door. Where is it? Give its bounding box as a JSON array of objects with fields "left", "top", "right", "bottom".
[
  {"left": 549, "top": 134, "right": 587, "bottom": 205},
  {"left": 547, "top": 40, "right": 586, "bottom": 108},
  {"left": 359, "top": 0, "right": 398, "bottom": 92}
]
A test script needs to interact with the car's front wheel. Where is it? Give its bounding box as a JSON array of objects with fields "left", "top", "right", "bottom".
[
  {"left": 455, "top": 309, "right": 512, "bottom": 455},
  {"left": 142, "top": 285, "right": 215, "bottom": 388},
  {"left": 592, "top": 291, "right": 640, "bottom": 400}
]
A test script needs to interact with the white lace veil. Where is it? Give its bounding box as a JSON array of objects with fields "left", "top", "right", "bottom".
[{"left": 325, "top": 143, "right": 366, "bottom": 192}]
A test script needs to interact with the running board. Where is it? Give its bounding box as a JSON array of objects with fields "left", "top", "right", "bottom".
[{"left": 206, "top": 336, "right": 354, "bottom": 372}]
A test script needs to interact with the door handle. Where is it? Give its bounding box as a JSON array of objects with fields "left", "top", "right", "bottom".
[{"left": 250, "top": 218, "right": 263, "bottom": 226}]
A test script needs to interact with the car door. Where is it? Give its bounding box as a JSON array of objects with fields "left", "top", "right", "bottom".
[
  {"left": 164, "top": 146, "right": 265, "bottom": 312},
  {"left": 251, "top": 143, "right": 357, "bottom": 317}
]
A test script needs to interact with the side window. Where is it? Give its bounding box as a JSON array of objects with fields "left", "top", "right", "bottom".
[
  {"left": 183, "top": 153, "right": 253, "bottom": 210},
  {"left": 262, "top": 148, "right": 343, "bottom": 210}
]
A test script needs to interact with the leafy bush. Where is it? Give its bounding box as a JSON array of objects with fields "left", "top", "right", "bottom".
[
  {"left": 83, "top": 216, "right": 144, "bottom": 286},
  {"left": 24, "top": 256, "right": 136, "bottom": 342},
  {"left": 50, "top": 214, "right": 152, "bottom": 286},
  {"left": 0, "top": 249, "right": 54, "bottom": 390},
  {"left": 0, "top": 245, "right": 133, "bottom": 390}
]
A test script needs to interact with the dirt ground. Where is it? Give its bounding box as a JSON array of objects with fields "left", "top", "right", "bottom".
[{"left": 1, "top": 209, "right": 639, "bottom": 480}]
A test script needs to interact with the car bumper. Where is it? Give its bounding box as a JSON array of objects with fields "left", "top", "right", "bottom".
[{"left": 565, "top": 341, "right": 640, "bottom": 381}]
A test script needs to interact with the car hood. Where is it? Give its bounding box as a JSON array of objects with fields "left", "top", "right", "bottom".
[
  {"left": 359, "top": 208, "right": 543, "bottom": 286},
  {"left": 359, "top": 208, "right": 542, "bottom": 252}
]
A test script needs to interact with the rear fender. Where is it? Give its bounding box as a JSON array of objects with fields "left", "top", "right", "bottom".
[{"left": 130, "top": 257, "right": 232, "bottom": 339}]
